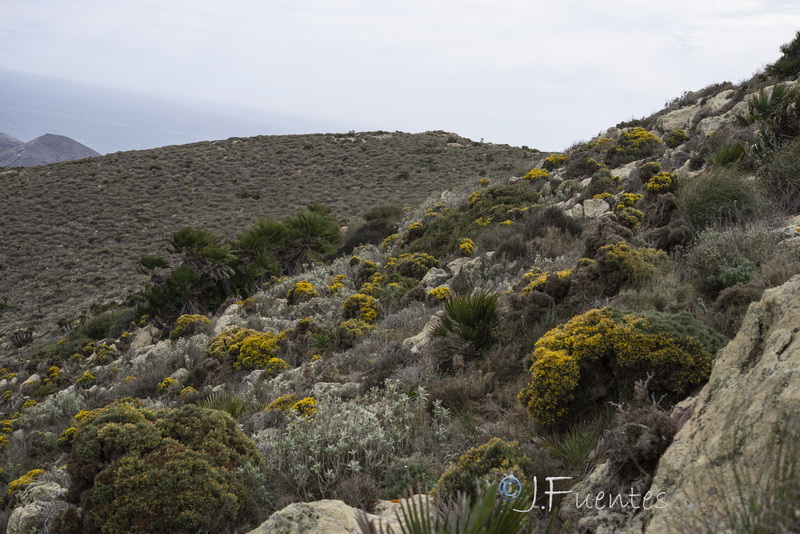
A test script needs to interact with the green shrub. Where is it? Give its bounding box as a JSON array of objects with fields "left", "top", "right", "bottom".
[
  {"left": 342, "top": 293, "right": 379, "bottom": 322},
  {"left": 519, "top": 308, "right": 722, "bottom": 427},
  {"left": 766, "top": 30, "right": 800, "bottom": 79},
  {"left": 393, "top": 252, "right": 439, "bottom": 280},
  {"left": 433, "top": 290, "right": 499, "bottom": 356},
  {"left": 170, "top": 314, "right": 211, "bottom": 340},
  {"left": 758, "top": 136, "right": 800, "bottom": 213},
  {"left": 67, "top": 401, "right": 266, "bottom": 534},
  {"left": 707, "top": 142, "right": 746, "bottom": 167},
  {"left": 678, "top": 168, "right": 763, "bottom": 229},
  {"left": 607, "top": 127, "right": 663, "bottom": 165},
  {"left": 433, "top": 437, "right": 534, "bottom": 499},
  {"left": 665, "top": 129, "right": 689, "bottom": 148},
  {"left": 596, "top": 242, "right": 668, "bottom": 291}
]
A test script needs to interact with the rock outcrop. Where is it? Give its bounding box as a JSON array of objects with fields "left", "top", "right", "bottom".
[
  {"left": 640, "top": 274, "right": 800, "bottom": 533},
  {"left": 246, "top": 497, "right": 428, "bottom": 534}
]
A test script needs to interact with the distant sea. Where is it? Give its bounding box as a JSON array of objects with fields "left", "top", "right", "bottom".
[{"left": 0, "top": 69, "right": 352, "bottom": 154}]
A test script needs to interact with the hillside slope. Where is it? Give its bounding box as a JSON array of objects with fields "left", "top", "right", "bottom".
[{"left": 0, "top": 130, "right": 537, "bottom": 340}]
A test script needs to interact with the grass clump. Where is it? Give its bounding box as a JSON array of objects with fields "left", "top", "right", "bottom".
[{"left": 678, "top": 168, "right": 763, "bottom": 230}]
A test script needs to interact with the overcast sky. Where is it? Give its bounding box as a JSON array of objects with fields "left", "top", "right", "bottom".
[{"left": 2, "top": 1, "right": 799, "bottom": 151}]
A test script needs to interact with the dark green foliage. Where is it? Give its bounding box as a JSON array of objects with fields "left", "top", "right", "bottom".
[
  {"left": 635, "top": 310, "right": 727, "bottom": 355},
  {"left": 739, "top": 83, "right": 800, "bottom": 159},
  {"left": 406, "top": 184, "right": 540, "bottom": 257},
  {"left": 140, "top": 205, "right": 341, "bottom": 323},
  {"left": 766, "top": 31, "right": 800, "bottom": 79},
  {"left": 707, "top": 142, "right": 746, "bottom": 167},
  {"left": 433, "top": 437, "right": 534, "bottom": 500},
  {"left": 341, "top": 204, "right": 403, "bottom": 254},
  {"left": 66, "top": 401, "right": 266, "bottom": 534},
  {"left": 678, "top": 168, "right": 763, "bottom": 230},
  {"left": 758, "top": 136, "right": 800, "bottom": 213},
  {"left": 434, "top": 290, "right": 499, "bottom": 357}
]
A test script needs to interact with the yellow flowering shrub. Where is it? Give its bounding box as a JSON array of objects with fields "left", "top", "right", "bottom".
[
  {"left": 76, "top": 372, "right": 95, "bottom": 389},
  {"left": 234, "top": 331, "right": 286, "bottom": 371},
  {"left": 382, "top": 233, "right": 398, "bottom": 247},
  {"left": 645, "top": 171, "right": 676, "bottom": 193},
  {"left": 467, "top": 191, "right": 482, "bottom": 205},
  {"left": 286, "top": 280, "right": 320, "bottom": 304},
  {"left": 543, "top": 153, "right": 568, "bottom": 170},
  {"left": 477, "top": 178, "right": 491, "bottom": 186},
  {"left": 523, "top": 168, "right": 550, "bottom": 180},
  {"left": 616, "top": 127, "right": 662, "bottom": 152},
  {"left": 157, "top": 377, "right": 176, "bottom": 392},
  {"left": 474, "top": 216, "right": 492, "bottom": 226},
  {"left": 291, "top": 397, "right": 318, "bottom": 417},
  {"left": 7, "top": 469, "right": 45, "bottom": 496},
  {"left": 342, "top": 293, "right": 378, "bottom": 323},
  {"left": 393, "top": 252, "right": 438, "bottom": 279},
  {"left": 433, "top": 438, "right": 534, "bottom": 499},
  {"left": 207, "top": 326, "right": 258, "bottom": 360},
  {"left": 592, "top": 192, "right": 613, "bottom": 201},
  {"left": 179, "top": 386, "right": 198, "bottom": 399},
  {"left": 666, "top": 129, "right": 689, "bottom": 148},
  {"left": 522, "top": 268, "right": 572, "bottom": 293},
  {"left": 598, "top": 242, "right": 667, "bottom": 287},
  {"left": 616, "top": 207, "right": 644, "bottom": 231},
  {"left": 428, "top": 286, "right": 452, "bottom": 300},
  {"left": 327, "top": 274, "right": 347, "bottom": 293},
  {"left": 459, "top": 238, "right": 475, "bottom": 255},
  {"left": 57, "top": 426, "right": 77, "bottom": 450},
  {"left": 519, "top": 308, "right": 720, "bottom": 426},
  {"left": 617, "top": 193, "right": 643, "bottom": 208},
  {"left": 170, "top": 314, "right": 211, "bottom": 340},
  {"left": 265, "top": 394, "right": 298, "bottom": 412},
  {"left": 264, "top": 357, "right": 290, "bottom": 376}
]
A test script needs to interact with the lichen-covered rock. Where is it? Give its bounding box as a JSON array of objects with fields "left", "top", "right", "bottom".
[
  {"left": 642, "top": 274, "right": 800, "bottom": 533},
  {"left": 583, "top": 198, "right": 610, "bottom": 218},
  {"left": 247, "top": 496, "right": 428, "bottom": 534}
]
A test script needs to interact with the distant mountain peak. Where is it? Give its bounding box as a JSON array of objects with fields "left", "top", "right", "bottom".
[{"left": 0, "top": 133, "right": 100, "bottom": 167}]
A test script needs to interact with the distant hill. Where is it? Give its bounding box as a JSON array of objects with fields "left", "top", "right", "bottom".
[
  {"left": 0, "top": 133, "right": 100, "bottom": 167},
  {"left": 0, "top": 68, "right": 353, "bottom": 154},
  {"left": 0, "top": 133, "right": 23, "bottom": 152}
]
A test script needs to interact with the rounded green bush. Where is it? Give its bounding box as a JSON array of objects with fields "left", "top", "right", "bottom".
[
  {"left": 434, "top": 437, "right": 533, "bottom": 499},
  {"left": 67, "top": 401, "right": 265, "bottom": 534}
]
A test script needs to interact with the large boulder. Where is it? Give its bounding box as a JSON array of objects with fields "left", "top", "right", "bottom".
[
  {"left": 642, "top": 274, "right": 800, "bottom": 533},
  {"left": 246, "top": 497, "right": 428, "bottom": 534}
]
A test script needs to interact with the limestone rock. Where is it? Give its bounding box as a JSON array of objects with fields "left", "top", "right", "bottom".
[
  {"left": 421, "top": 267, "right": 450, "bottom": 289},
  {"left": 583, "top": 198, "right": 610, "bottom": 218},
  {"left": 247, "top": 496, "right": 429, "bottom": 534},
  {"left": 246, "top": 499, "right": 399, "bottom": 534},
  {"left": 403, "top": 311, "right": 445, "bottom": 352},
  {"left": 129, "top": 325, "right": 159, "bottom": 351},
  {"left": 568, "top": 203, "right": 585, "bottom": 219},
  {"left": 643, "top": 274, "right": 800, "bottom": 533},
  {"left": 213, "top": 303, "right": 241, "bottom": 335}
]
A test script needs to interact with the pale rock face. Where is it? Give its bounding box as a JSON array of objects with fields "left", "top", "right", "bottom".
[
  {"left": 421, "top": 267, "right": 450, "bottom": 289},
  {"left": 246, "top": 496, "right": 428, "bottom": 534},
  {"left": 213, "top": 303, "right": 242, "bottom": 335},
  {"left": 582, "top": 198, "right": 610, "bottom": 218},
  {"left": 642, "top": 274, "right": 800, "bottom": 533},
  {"left": 403, "top": 311, "right": 445, "bottom": 352}
]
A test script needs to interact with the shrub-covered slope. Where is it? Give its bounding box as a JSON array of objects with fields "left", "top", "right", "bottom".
[
  {"left": 0, "top": 130, "right": 537, "bottom": 340},
  {"left": 3, "top": 34, "right": 800, "bottom": 534}
]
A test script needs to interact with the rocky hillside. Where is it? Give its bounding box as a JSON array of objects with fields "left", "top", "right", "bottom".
[
  {"left": 1, "top": 33, "right": 800, "bottom": 534},
  {"left": 0, "top": 130, "right": 537, "bottom": 341},
  {"left": 0, "top": 134, "right": 100, "bottom": 167}
]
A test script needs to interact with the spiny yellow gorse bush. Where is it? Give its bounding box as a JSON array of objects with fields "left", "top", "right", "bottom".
[
  {"left": 428, "top": 286, "right": 452, "bottom": 300},
  {"left": 519, "top": 308, "right": 718, "bottom": 426},
  {"left": 286, "top": 280, "right": 320, "bottom": 304},
  {"left": 7, "top": 468, "right": 45, "bottom": 496},
  {"left": 523, "top": 168, "right": 550, "bottom": 180},
  {"left": 169, "top": 314, "right": 211, "bottom": 340},
  {"left": 434, "top": 437, "right": 534, "bottom": 499},
  {"left": 543, "top": 153, "right": 568, "bottom": 170},
  {"left": 599, "top": 242, "right": 668, "bottom": 287},
  {"left": 342, "top": 293, "right": 378, "bottom": 323},
  {"left": 646, "top": 171, "right": 676, "bottom": 193},
  {"left": 459, "top": 237, "right": 475, "bottom": 255}
]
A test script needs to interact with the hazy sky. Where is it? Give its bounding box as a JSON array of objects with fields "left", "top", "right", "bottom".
[{"left": 2, "top": 1, "right": 799, "bottom": 151}]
